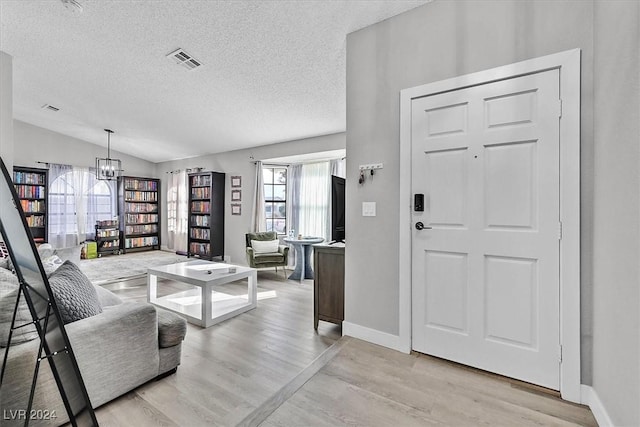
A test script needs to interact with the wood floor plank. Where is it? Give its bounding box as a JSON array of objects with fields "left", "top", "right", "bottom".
[{"left": 91, "top": 271, "right": 594, "bottom": 427}]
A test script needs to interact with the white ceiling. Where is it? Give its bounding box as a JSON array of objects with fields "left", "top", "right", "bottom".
[{"left": 0, "top": 0, "right": 428, "bottom": 163}]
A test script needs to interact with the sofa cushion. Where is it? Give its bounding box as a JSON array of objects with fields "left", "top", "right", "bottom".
[
  {"left": 0, "top": 269, "right": 39, "bottom": 347},
  {"left": 253, "top": 252, "right": 285, "bottom": 264},
  {"left": 94, "top": 284, "right": 123, "bottom": 308},
  {"left": 48, "top": 261, "right": 102, "bottom": 324},
  {"left": 251, "top": 239, "right": 279, "bottom": 254},
  {"left": 157, "top": 308, "right": 187, "bottom": 348}
]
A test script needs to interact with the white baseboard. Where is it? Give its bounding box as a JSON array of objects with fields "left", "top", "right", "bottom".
[
  {"left": 342, "top": 322, "right": 409, "bottom": 354},
  {"left": 581, "top": 385, "right": 614, "bottom": 426}
]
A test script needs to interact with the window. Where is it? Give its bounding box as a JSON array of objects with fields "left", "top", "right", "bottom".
[
  {"left": 49, "top": 169, "right": 116, "bottom": 240},
  {"left": 263, "top": 166, "right": 287, "bottom": 234}
]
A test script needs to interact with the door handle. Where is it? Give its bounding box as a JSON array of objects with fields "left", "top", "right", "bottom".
[{"left": 415, "top": 222, "right": 432, "bottom": 231}]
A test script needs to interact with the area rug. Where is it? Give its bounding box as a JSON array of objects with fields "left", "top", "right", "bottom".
[{"left": 78, "top": 250, "right": 187, "bottom": 285}]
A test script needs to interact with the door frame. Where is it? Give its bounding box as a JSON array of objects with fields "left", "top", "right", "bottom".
[{"left": 398, "top": 49, "right": 581, "bottom": 402}]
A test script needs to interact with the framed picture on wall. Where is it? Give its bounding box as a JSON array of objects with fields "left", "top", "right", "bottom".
[
  {"left": 231, "top": 204, "right": 241, "bottom": 215},
  {"left": 231, "top": 189, "right": 241, "bottom": 201},
  {"left": 231, "top": 176, "right": 242, "bottom": 188}
]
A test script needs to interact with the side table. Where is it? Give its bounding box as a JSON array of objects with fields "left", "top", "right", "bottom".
[{"left": 283, "top": 237, "right": 324, "bottom": 281}]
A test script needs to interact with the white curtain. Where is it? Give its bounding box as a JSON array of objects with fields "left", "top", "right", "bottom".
[
  {"left": 73, "top": 167, "right": 90, "bottom": 243},
  {"left": 298, "top": 162, "right": 331, "bottom": 241},
  {"left": 48, "top": 164, "right": 116, "bottom": 248},
  {"left": 251, "top": 161, "right": 266, "bottom": 232},
  {"left": 167, "top": 170, "right": 188, "bottom": 252},
  {"left": 49, "top": 164, "right": 75, "bottom": 247},
  {"left": 287, "top": 164, "right": 302, "bottom": 238}
]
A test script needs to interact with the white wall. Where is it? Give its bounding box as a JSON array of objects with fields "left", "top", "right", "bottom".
[
  {"left": 346, "top": 1, "right": 638, "bottom": 425},
  {"left": 156, "top": 132, "right": 345, "bottom": 265},
  {"left": 13, "top": 120, "right": 156, "bottom": 178},
  {"left": 0, "top": 51, "right": 13, "bottom": 170}
]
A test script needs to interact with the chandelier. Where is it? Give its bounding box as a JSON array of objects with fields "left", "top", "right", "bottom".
[{"left": 96, "top": 129, "right": 122, "bottom": 180}]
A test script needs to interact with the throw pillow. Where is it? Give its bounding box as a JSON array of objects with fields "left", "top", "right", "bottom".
[
  {"left": 0, "top": 241, "right": 10, "bottom": 259},
  {"left": 41, "top": 255, "right": 64, "bottom": 276},
  {"left": 0, "top": 241, "right": 9, "bottom": 270},
  {"left": 0, "top": 275, "right": 39, "bottom": 347},
  {"left": 251, "top": 239, "right": 279, "bottom": 254},
  {"left": 48, "top": 261, "right": 102, "bottom": 324}
]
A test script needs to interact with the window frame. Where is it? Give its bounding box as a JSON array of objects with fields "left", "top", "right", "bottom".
[{"left": 262, "top": 165, "right": 287, "bottom": 235}]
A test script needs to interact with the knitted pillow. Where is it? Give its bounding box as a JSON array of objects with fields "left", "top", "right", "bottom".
[{"left": 48, "top": 261, "right": 102, "bottom": 324}]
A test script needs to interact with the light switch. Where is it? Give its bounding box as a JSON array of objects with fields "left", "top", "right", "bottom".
[{"left": 362, "top": 202, "right": 376, "bottom": 217}]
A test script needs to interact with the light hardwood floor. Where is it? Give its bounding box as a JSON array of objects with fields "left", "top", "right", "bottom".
[{"left": 96, "top": 271, "right": 596, "bottom": 427}]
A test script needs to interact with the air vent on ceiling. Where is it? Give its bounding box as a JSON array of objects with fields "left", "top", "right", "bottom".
[
  {"left": 166, "top": 48, "right": 203, "bottom": 71},
  {"left": 41, "top": 104, "right": 60, "bottom": 112}
]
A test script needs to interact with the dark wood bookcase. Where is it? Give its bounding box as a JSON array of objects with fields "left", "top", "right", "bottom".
[
  {"left": 13, "top": 166, "right": 48, "bottom": 244},
  {"left": 188, "top": 171, "right": 225, "bottom": 260},
  {"left": 118, "top": 176, "right": 160, "bottom": 253}
]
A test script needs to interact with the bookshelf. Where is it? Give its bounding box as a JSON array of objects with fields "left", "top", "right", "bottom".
[
  {"left": 13, "top": 166, "right": 48, "bottom": 244},
  {"left": 95, "top": 219, "right": 120, "bottom": 256},
  {"left": 118, "top": 176, "right": 160, "bottom": 253},
  {"left": 188, "top": 171, "right": 225, "bottom": 260}
]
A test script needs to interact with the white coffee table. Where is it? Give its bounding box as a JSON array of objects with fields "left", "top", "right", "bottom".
[{"left": 147, "top": 260, "right": 257, "bottom": 327}]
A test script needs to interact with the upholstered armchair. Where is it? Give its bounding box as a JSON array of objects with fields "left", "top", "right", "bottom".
[{"left": 245, "top": 231, "right": 289, "bottom": 277}]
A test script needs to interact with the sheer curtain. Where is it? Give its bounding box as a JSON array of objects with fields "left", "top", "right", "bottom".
[
  {"left": 287, "top": 164, "right": 302, "bottom": 238},
  {"left": 48, "top": 164, "right": 116, "bottom": 247},
  {"left": 49, "top": 164, "right": 75, "bottom": 247},
  {"left": 166, "top": 170, "right": 188, "bottom": 253},
  {"left": 251, "top": 161, "right": 266, "bottom": 232},
  {"left": 298, "top": 162, "right": 331, "bottom": 240}
]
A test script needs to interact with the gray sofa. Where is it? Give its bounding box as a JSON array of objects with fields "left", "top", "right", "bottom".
[{"left": 0, "top": 270, "right": 187, "bottom": 426}]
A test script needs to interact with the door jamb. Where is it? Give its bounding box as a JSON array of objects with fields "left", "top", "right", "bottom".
[{"left": 398, "top": 49, "right": 581, "bottom": 403}]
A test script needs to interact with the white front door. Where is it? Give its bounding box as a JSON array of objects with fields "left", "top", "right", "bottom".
[{"left": 411, "top": 70, "right": 561, "bottom": 389}]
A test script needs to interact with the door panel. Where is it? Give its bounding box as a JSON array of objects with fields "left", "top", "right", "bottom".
[
  {"left": 484, "top": 141, "right": 537, "bottom": 230},
  {"left": 411, "top": 70, "right": 560, "bottom": 390}
]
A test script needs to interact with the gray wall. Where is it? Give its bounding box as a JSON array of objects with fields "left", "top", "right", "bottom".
[
  {"left": 345, "top": 0, "right": 638, "bottom": 424},
  {"left": 156, "top": 132, "right": 345, "bottom": 266},
  {"left": 592, "top": 1, "right": 639, "bottom": 425},
  {"left": 13, "top": 120, "right": 156, "bottom": 178},
  {"left": 0, "top": 52, "right": 13, "bottom": 170}
]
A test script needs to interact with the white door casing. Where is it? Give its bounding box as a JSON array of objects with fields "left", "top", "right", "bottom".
[
  {"left": 411, "top": 70, "right": 560, "bottom": 389},
  {"left": 398, "top": 49, "right": 580, "bottom": 402}
]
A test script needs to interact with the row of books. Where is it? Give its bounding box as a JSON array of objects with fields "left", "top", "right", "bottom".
[
  {"left": 189, "top": 242, "right": 210, "bottom": 256},
  {"left": 20, "top": 200, "right": 45, "bottom": 213},
  {"left": 124, "top": 236, "right": 158, "bottom": 248},
  {"left": 125, "top": 224, "right": 158, "bottom": 235},
  {"left": 191, "top": 201, "right": 210, "bottom": 213},
  {"left": 190, "top": 175, "right": 211, "bottom": 187},
  {"left": 96, "top": 229, "right": 119, "bottom": 238},
  {"left": 190, "top": 228, "right": 210, "bottom": 240},
  {"left": 191, "top": 187, "right": 210, "bottom": 199},
  {"left": 190, "top": 214, "right": 210, "bottom": 227},
  {"left": 123, "top": 179, "right": 157, "bottom": 191},
  {"left": 125, "top": 191, "right": 158, "bottom": 201},
  {"left": 25, "top": 215, "right": 45, "bottom": 227},
  {"left": 96, "top": 219, "right": 118, "bottom": 227},
  {"left": 98, "top": 240, "right": 120, "bottom": 249},
  {"left": 13, "top": 171, "right": 46, "bottom": 185},
  {"left": 15, "top": 185, "right": 45, "bottom": 199},
  {"left": 125, "top": 213, "right": 158, "bottom": 224},
  {"left": 125, "top": 202, "right": 158, "bottom": 213}
]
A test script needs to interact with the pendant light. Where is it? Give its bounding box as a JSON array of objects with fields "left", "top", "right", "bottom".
[{"left": 96, "top": 129, "right": 122, "bottom": 180}]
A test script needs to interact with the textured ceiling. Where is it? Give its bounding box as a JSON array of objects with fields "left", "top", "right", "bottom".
[{"left": 0, "top": 0, "right": 428, "bottom": 163}]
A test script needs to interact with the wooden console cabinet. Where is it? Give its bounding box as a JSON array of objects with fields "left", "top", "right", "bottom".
[{"left": 313, "top": 244, "right": 344, "bottom": 330}]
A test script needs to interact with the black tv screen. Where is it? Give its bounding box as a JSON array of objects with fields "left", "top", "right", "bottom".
[{"left": 331, "top": 175, "right": 345, "bottom": 243}]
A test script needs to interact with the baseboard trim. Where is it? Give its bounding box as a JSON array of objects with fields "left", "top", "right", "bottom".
[
  {"left": 581, "top": 385, "right": 614, "bottom": 426},
  {"left": 343, "top": 322, "right": 409, "bottom": 354}
]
